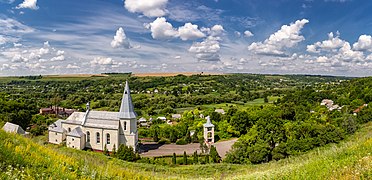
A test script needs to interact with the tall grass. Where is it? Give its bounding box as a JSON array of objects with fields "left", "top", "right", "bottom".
[{"left": 0, "top": 122, "right": 371, "bottom": 179}]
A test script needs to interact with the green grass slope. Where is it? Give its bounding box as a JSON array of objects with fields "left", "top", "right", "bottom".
[{"left": 1, "top": 122, "right": 371, "bottom": 179}]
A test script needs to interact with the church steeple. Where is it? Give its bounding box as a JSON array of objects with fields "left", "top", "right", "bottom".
[{"left": 118, "top": 81, "right": 136, "bottom": 119}]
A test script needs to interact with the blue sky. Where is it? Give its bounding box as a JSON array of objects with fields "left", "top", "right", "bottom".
[{"left": 1, "top": 0, "right": 372, "bottom": 76}]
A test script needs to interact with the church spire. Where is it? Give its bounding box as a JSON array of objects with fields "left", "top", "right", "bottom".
[{"left": 118, "top": 81, "right": 136, "bottom": 119}]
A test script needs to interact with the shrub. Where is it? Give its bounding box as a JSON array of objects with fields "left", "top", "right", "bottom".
[
  {"left": 116, "top": 144, "right": 137, "bottom": 162},
  {"left": 176, "top": 139, "right": 187, "bottom": 145},
  {"left": 158, "top": 138, "right": 171, "bottom": 145}
]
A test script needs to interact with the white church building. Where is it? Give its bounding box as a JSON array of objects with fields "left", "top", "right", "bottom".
[{"left": 48, "top": 81, "right": 138, "bottom": 152}]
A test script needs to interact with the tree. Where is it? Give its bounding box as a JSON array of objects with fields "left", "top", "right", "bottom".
[
  {"left": 185, "top": 130, "right": 191, "bottom": 143},
  {"left": 230, "top": 110, "right": 254, "bottom": 135},
  {"left": 170, "top": 129, "right": 177, "bottom": 143},
  {"left": 209, "top": 145, "right": 221, "bottom": 163},
  {"left": 103, "top": 144, "right": 109, "bottom": 156},
  {"left": 111, "top": 144, "right": 116, "bottom": 157},
  {"left": 193, "top": 151, "right": 198, "bottom": 164},
  {"left": 153, "top": 126, "right": 159, "bottom": 142},
  {"left": 191, "top": 130, "right": 199, "bottom": 143},
  {"left": 116, "top": 144, "right": 136, "bottom": 162},
  {"left": 172, "top": 153, "right": 177, "bottom": 165},
  {"left": 183, "top": 151, "right": 187, "bottom": 165}
]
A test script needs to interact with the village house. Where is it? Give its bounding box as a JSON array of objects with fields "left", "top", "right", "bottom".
[
  {"left": 215, "top": 109, "right": 225, "bottom": 114},
  {"left": 171, "top": 114, "right": 182, "bottom": 119},
  {"left": 40, "top": 106, "right": 76, "bottom": 118},
  {"left": 48, "top": 81, "right": 138, "bottom": 152},
  {"left": 2, "top": 122, "right": 27, "bottom": 135}
]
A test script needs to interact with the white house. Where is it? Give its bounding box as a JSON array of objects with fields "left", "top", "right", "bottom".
[
  {"left": 48, "top": 81, "right": 138, "bottom": 152},
  {"left": 2, "top": 122, "right": 26, "bottom": 135}
]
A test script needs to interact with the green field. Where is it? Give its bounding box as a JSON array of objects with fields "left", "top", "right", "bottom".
[{"left": 1, "top": 122, "right": 371, "bottom": 179}]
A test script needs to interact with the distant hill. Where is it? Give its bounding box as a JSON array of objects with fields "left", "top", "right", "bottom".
[{"left": 1, "top": 122, "right": 371, "bottom": 179}]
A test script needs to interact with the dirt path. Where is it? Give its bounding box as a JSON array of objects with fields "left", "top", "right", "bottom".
[{"left": 140, "top": 138, "right": 237, "bottom": 158}]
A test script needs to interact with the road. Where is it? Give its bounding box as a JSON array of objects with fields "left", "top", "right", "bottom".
[{"left": 140, "top": 138, "right": 238, "bottom": 158}]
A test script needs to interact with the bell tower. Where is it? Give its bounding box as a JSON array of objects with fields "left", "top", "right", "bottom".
[
  {"left": 118, "top": 81, "right": 138, "bottom": 151},
  {"left": 203, "top": 116, "right": 214, "bottom": 146}
]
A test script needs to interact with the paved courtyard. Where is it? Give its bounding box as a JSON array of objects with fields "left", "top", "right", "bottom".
[{"left": 139, "top": 138, "right": 237, "bottom": 158}]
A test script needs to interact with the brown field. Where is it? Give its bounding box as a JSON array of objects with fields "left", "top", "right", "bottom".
[{"left": 133, "top": 72, "right": 224, "bottom": 77}]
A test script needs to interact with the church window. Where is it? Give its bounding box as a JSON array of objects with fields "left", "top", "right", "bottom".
[
  {"left": 124, "top": 121, "right": 127, "bottom": 131},
  {"left": 96, "top": 132, "right": 100, "bottom": 144},
  {"left": 87, "top": 131, "right": 90, "bottom": 142},
  {"left": 68, "top": 128, "right": 71, "bottom": 132},
  {"left": 55, "top": 132, "right": 57, "bottom": 135},
  {"left": 124, "top": 91, "right": 127, "bottom": 94},
  {"left": 107, "top": 133, "right": 111, "bottom": 144},
  {"left": 72, "top": 138, "right": 74, "bottom": 141}
]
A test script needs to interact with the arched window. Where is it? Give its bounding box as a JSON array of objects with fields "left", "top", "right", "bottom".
[
  {"left": 124, "top": 121, "right": 127, "bottom": 131},
  {"left": 86, "top": 131, "right": 90, "bottom": 142},
  {"left": 96, "top": 132, "right": 100, "bottom": 144},
  {"left": 106, "top": 133, "right": 110, "bottom": 144},
  {"left": 68, "top": 127, "right": 71, "bottom": 132}
]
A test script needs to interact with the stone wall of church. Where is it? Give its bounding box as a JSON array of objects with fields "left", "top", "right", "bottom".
[
  {"left": 48, "top": 131, "right": 65, "bottom": 144},
  {"left": 83, "top": 127, "right": 118, "bottom": 151},
  {"left": 66, "top": 135, "right": 85, "bottom": 150}
]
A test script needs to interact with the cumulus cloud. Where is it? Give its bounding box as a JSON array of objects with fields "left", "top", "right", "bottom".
[
  {"left": 201, "top": 25, "right": 225, "bottom": 36},
  {"left": 91, "top": 57, "right": 114, "bottom": 65},
  {"left": 66, "top": 64, "right": 80, "bottom": 69},
  {"left": 307, "top": 32, "right": 346, "bottom": 53},
  {"left": 16, "top": 0, "right": 38, "bottom": 10},
  {"left": 353, "top": 35, "right": 372, "bottom": 52},
  {"left": 50, "top": 55, "right": 65, "bottom": 61},
  {"left": 189, "top": 36, "right": 221, "bottom": 62},
  {"left": 178, "top": 23, "right": 205, "bottom": 41},
  {"left": 244, "top": 30, "right": 254, "bottom": 37},
  {"left": 248, "top": 19, "right": 309, "bottom": 56},
  {"left": 146, "top": 17, "right": 178, "bottom": 39},
  {"left": 124, "top": 0, "right": 168, "bottom": 17},
  {"left": 56, "top": 50, "right": 64, "bottom": 56},
  {"left": 147, "top": 17, "right": 206, "bottom": 41},
  {"left": 111, "top": 27, "right": 132, "bottom": 49}
]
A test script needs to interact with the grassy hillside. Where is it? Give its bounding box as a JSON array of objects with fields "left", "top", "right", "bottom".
[{"left": 1, "top": 122, "right": 371, "bottom": 179}]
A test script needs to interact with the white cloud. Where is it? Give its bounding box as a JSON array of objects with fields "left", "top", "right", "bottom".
[
  {"left": 56, "top": 50, "right": 64, "bottom": 56},
  {"left": 124, "top": 0, "right": 168, "bottom": 17},
  {"left": 0, "top": 35, "right": 6, "bottom": 45},
  {"left": 178, "top": 23, "right": 205, "bottom": 41},
  {"left": 248, "top": 19, "right": 309, "bottom": 56},
  {"left": 244, "top": 30, "right": 254, "bottom": 37},
  {"left": 147, "top": 17, "right": 178, "bottom": 39},
  {"left": 50, "top": 55, "right": 65, "bottom": 61},
  {"left": 353, "top": 35, "right": 372, "bottom": 52},
  {"left": 0, "top": 17, "right": 34, "bottom": 34},
  {"left": 16, "top": 0, "right": 38, "bottom": 10},
  {"left": 91, "top": 57, "right": 114, "bottom": 65},
  {"left": 66, "top": 64, "right": 80, "bottom": 69},
  {"left": 111, "top": 27, "right": 132, "bottom": 48},
  {"left": 189, "top": 36, "right": 221, "bottom": 62},
  {"left": 11, "top": 53, "right": 28, "bottom": 62},
  {"left": 210, "top": 25, "right": 224, "bottom": 36},
  {"left": 307, "top": 32, "right": 346, "bottom": 53},
  {"left": 201, "top": 25, "right": 225, "bottom": 37}
]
